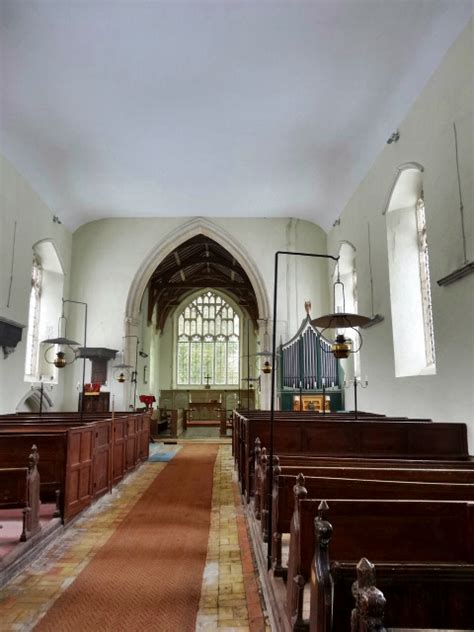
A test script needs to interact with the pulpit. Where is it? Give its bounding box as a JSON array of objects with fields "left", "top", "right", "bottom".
[{"left": 78, "top": 391, "right": 110, "bottom": 413}]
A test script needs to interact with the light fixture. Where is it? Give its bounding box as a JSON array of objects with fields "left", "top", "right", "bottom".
[
  {"left": 311, "top": 264, "right": 371, "bottom": 359},
  {"left": 42, "top": 335, "right": 80, "bottom": 368},
  {"left": 113, "top": 362, "right": 134, "bottom": 383},
  {"left": 361, "top": 222, "right": 384, "bottom": 328},
  {"left": 41, "top": 298, "right": 88, "bottom": 419},
  {"left": 242, "top": 375, "right": 261, "bottom": 389},
  {"left": 113, "top": 334, "right": 142, "bottom": 409},
  {"left": 256, "top": 318, "right": 273, "bottom": 374},
  {"left": 42, "top": 309, "right": 81, "bottom": 368},
  {"left": 266, "top": 249, "right": 369, "bottom": 570}
]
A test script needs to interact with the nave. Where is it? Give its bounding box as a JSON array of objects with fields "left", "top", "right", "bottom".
[{"left": 0, "top": 440, "right": 268, "bottom": 632}]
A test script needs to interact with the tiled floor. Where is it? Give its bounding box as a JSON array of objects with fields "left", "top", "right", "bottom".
[
  {"left": 196, "top": 446, "right": 269, "bottom": 632},
  {"left": 0, "top": 443, "right": 269, "bottom": 632}
]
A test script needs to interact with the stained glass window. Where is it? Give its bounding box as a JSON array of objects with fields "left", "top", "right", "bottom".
[{"left": 177, "top": 291, "right": 240, "bottom": 385}]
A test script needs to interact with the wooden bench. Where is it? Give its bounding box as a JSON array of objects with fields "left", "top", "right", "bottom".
[
  {"left": 239, "top": 416, "right": 467, "bottom": 501},
  {"left": 287, "top": 498, "right": 474, "bottom": 630},
  {"left": 232, "top": 410, "right": 402, "bottom": 478},
  {"left": 0, "top": 445, "right": 41, "bottom": 542},
  {"left": 252, "top": 445, "right": 474, "bottom": 538},
  {"left": 0, "top": 413, "right": 150, "bottom": 523},
  {"left": 270, "top": 467, "right": 474, "bottom": 575},
  {"left": 310, "top": 517, "right": 474, "bottom": 631}
]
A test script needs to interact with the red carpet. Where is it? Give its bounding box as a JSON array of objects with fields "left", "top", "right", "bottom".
[{"left": 34, "top": 444, "right": 218, "bottom": 632}]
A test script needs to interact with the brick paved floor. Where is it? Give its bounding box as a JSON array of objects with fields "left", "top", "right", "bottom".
[{"left": 0, "top": 444, "right": 269, "bottom": 632}]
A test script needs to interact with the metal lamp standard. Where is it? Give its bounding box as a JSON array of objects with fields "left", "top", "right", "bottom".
[
  {"left": 343, "top": 377, "right": 369, "bottom": 419},
  {"left": 266, "top": 250, "right": 371, "bottom": 569}
]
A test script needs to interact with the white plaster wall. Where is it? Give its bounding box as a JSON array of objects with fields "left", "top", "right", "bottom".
[
  {"left": 327, "top": 19, "right": 474, "bottom": 448},
  {"left": 0, "top": 154, "right": 72, "bottom": 413},
  {"left": 65, "top": 217, "right": 328, "bottom": 410}
]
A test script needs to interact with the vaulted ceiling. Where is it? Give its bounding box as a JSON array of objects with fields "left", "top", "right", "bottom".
[
  {"left": 1, "top": 2, "right": 472, "bottom": 232},
  {"left": 147, "top": 236, "right": 259, "bottom": 331}
]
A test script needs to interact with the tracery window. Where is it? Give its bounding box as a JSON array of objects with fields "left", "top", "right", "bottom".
[
  {"left": 24, "top": 255, "right": 42, "bottom": 378},
  {"left": 385, "top": 165, "right": 436, "bottom": 376},
  {"left": 416, "top": 197, "right": 436, "bottom": 367},
  {"left": 177, "top": 291, "right": 240, "bottom": 385},
  {"left": 24, "top": 241, "right": 65, "bottom": 383}
]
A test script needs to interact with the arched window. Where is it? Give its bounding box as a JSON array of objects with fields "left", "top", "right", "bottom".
[
  {"left": 416, "top": 196, "right": 436, "bottom": 367},
  {"left": 24, "top": 241, "right": 65, "bottom": 382},
  {"left": 176, "top": 291, "right": 240, "bottom": 386},
  {"left": 25, "top": 255, "right": 43, "bottom": 378},
  {"left": 385, "top": 165, "right": 436, "bottom": 377}
]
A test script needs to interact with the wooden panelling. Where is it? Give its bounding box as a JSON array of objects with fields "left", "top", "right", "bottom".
[{"left": 0, "top": 413, "right": 150, "bottom": 524}]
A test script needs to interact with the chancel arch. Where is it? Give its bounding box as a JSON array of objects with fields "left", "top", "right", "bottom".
[
  {"left": 128, "top": 224, "right": 269, "bottom": 410},
  {"left": 125, "top": 218, "right": 270, "bottom": 333}
]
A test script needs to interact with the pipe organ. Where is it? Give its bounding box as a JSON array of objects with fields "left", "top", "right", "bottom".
[{"left": 279, "top": 316, "right": 343, "bottom": 411}]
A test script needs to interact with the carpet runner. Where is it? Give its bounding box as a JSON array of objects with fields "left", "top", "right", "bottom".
[{"left": 34, "top": 444, "right": 218, "bottom": 632}]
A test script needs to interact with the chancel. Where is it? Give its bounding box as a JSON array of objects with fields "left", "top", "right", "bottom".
[{"left": 0, "top": 2, "right": 473, "bottom": 630}]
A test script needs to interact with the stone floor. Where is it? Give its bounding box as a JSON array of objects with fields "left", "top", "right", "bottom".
[{"left": 0, "top": 441, "right": 269, "bottom": 632}]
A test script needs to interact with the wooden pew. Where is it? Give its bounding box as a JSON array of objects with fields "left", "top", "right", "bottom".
[
  {"left": 0, "top": 412, "right": 151, "bottom": 476},
  {"left": 311, "top": 525, "right": 474, "bottom": 631},
  {"left": 0, "top": 413, "right": 150, "bottom": 523},
  {"left": 287, "top": 497, "right": 474, "bottom": 630},
  {"left": 253, "top": 447, "right": 474, "bottom": 540},
  {"left": 0, "top": 445, "right": 41, "bottom": 542},
  {"left": 236, "top": 415, "right": 461, "bottom": 501},
  {"left": 270, "top": 468, "right": 474, "bottom": 576},
  {"left": 233, "top": 411, "right": 399, "bottom": 484},
  {"left": 232, "top": 409, "right": 431, "bottom": 475}
]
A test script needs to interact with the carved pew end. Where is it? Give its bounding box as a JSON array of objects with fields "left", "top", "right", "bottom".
[{"left": 351, "top": 558, "right": 387, "bottom": 632}]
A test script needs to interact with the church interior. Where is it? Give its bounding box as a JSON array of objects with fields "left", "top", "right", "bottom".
[{"left": 0, "top": 2, "right": 473, "bottom": 630}]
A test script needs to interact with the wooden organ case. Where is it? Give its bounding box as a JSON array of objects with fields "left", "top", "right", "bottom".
[{"left": 279, "top": 315, "right": 343, "bottom": 411}]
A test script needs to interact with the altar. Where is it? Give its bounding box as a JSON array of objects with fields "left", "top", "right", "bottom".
[{"left": 187, "top": 401, "right": 223, "bottom": 422}]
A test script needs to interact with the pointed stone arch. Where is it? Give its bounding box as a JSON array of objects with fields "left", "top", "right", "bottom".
[{"left": 124, "top": 217, "right": 271, "bottom": 335}]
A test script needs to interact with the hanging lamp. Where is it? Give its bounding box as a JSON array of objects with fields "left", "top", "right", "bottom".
[
  {"left": 311, "top": 263, "right": 371, "bottom": 359},
  {"left": 42, "top": 314, "right": 80, "bottom": 368}
]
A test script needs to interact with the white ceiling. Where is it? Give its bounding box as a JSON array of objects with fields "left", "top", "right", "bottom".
[{"left": 0, "top": 1, "right": 472, "bottom": 232}]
